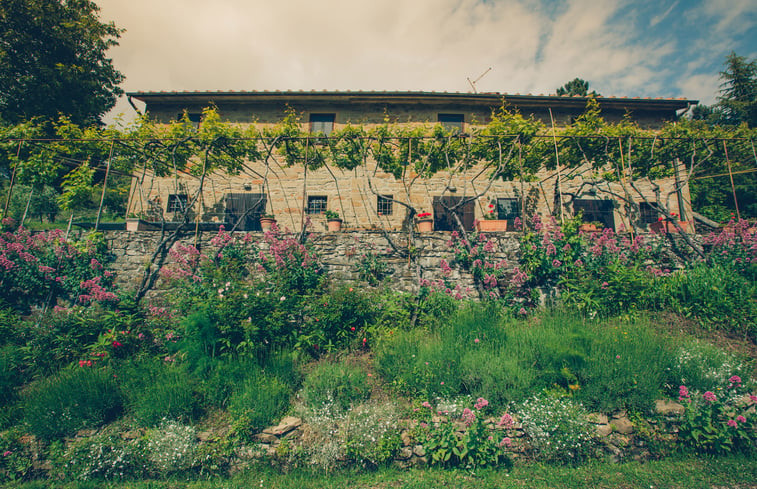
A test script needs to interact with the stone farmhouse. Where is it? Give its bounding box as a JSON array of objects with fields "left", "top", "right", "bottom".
[{"left": 125, "top": 90, "right": 696, "bottom": 233}]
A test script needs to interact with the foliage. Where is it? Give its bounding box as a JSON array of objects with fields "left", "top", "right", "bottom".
[
  {"left": 556, "top": 78, "right": 599, "bottom": 97},
  {"left": 119, "top": 360, "right": 199, "bottom": 426},
  {"left": 342, "top": 402, "right": 402, "bottom": 469},
  {"left": 658, "top": 262, "right": 756, "bottom": 338},
  {"left": 420, "top": 398, "right": 511, "bottom": 469},
  {"left": 144, "top": 419, "right": 199, "bottom": 476},
  {"left": 0, "top": 428, "right": 33, "bottom": 482},
  {"left": 354, "top": 243, "right": 393, "bottom": 286},
  {"left": 0, "top": 0, "right": 124, "bottom": 125},
  {"left": 228, "top": 369, "right": 292, "bottom": 433},
  {"left": 717, "top": 52, "right": 757, "bottom": 128},
  {"left": 669, "top": 340, "right": 750, "bottom": 393},
  {"left": 52, "top": 431, "right": 143, "bottom": 481},
  {"left": 0, "top": 226, "right": 116, "bottom": 312},
  {"left": 300, "top": 360, "right": 371, "bottom": 412},
  {"left": 21, "top": 366, "right": 123, "bottom": 440},
  {"left": 677, "top": 377, "right": 756, "bottom": 454},
  {"left": 517, "top": 393, "right": 596, "bottom": 465}
]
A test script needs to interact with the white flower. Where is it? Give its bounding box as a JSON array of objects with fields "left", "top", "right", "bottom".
[{"left": 280, "top": 296, "right": 286, "bottom": 301}]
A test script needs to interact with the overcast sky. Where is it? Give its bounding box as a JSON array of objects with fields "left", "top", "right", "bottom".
[{"left": 95, "top": 0, "right": 757, "bottom": 126}]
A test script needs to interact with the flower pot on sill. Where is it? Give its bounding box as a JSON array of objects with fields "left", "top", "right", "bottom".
[
  {"left": 579, "top": 223, "right": 600, "bottom": 233},
  {"left": 476, "top": 219, "right": 509, "bottom": 232},
  {"left": 416, "top": 219, "right": 433, "bottom": 233},
  {"left": 327, "top": 218, "right": 343, "bottom": 232},
  {"left": 125, "top": 218, "right": 151, "bottom": 231},
  {"left": 650, "top": 220, "right": 688, "bottom": 234},
  {"left": 260, "top": 217, "right": 276, "bottom": 232}
]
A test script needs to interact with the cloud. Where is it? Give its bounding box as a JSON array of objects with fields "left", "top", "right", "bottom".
[{"left": 94, "top": 0, "right": 748, "bottom": 124}]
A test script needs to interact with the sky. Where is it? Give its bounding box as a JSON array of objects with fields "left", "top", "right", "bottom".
[{"left": 95, "top": 0, "right": 757, "bottom": 126}]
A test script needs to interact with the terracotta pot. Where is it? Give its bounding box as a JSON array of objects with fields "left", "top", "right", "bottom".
[
  {"left": 416, "top": 219, "right": 433, "bottom": 233},
  {"left": 579, "top": 223, "right": 600, "bottom": 233},
  {"left": 260, "top": 217, "right": 276, "bottom": 231},
  {"left": 650, "top": 220, "right": 688, "bottom": 234},
  {"left": 327, "top": 218, "right": 343, "bottom": 232},
  {"left": 476, "top": 220, "right": 509, "bottom": 232}
]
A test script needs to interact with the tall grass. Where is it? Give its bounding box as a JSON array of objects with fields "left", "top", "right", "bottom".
[
  {"left": 22, "top": 367, "right": 123, "bottom": 439},
  {"left": 375, "top": 305, "right": 680, "bottom": 412}
]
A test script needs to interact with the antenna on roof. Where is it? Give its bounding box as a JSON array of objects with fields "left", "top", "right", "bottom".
[{"left": 467, "top": 67, "right": 492, "bottom": 94}]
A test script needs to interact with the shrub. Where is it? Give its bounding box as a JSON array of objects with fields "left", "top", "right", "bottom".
[
  {"left": 300, "top": 360, "right": 371, "bottom": 412},
  {"left": 228, "top": 370, "right": 292, "bottom": 432},
  {"left": 0, "top": 428, "right": 33, "bottom": 482},
  {"left": 659, "top": 263, "right": 756, "bottom": 338},
  {"left": 298, "top": 286, "right": 377, "bottom": 354},
  {"left": 677, "top": 377, "right": 756, "bottom": 454},
  {"left": 22, "top": 367, "right": 123, "bottom": 440},
  {"left": 670, "top": 340, "right": 751, "bottom": 393},
  {"left": 342, "top": 402, "right": 402, "bottom": 468},
  {"left": 144, "top": 419, "right": 199, "bottom": 476},
  {"left": 53, "top": 432, "right": 144, "bottom": 481},
  {"left": 420, "top": 397, "right": 511, "bottom": 469},
  {"left": 119, "top": 361, "right": 199, "bottom": 426},
  {"left": 517, "top": 393, "right": 595, "bottom": 465}
]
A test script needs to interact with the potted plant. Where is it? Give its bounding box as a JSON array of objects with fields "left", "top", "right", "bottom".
[
  {"left": 259, "top": 213, "right": 276, "bottom": 231},
  {"left": 649, "top": 212, "right": 688, "bottom": 234},
  {"left": 579, "top": 221, "right": 602, "bottom": 233},
  {"left": 476, "top": 203, "right": 509, "bottom": 232},
  {"left": 324, "top": 210, "right": 343, "bottom": 232},
  {"left": 416, "top": 211, "right": 433, "bottom": 232}
]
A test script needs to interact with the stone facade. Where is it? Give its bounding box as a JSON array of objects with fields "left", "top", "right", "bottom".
[{"left": 125, "top": 91, "right": 696, "bottom": 235}]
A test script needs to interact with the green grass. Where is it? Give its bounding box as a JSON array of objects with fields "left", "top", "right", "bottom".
[{"left": 2, "top": 455, "right": 755, "bottom": 488}]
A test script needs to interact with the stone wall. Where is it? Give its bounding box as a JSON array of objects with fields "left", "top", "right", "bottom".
[{"left": 103, "top": 229, "right": 521, "bottom": 298}]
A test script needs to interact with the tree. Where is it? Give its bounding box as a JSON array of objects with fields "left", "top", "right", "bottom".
[
  {"left": 556, "top": 78, "right": 599, "bottom": 97},
  {"left": 717, "top": 52, "right": 757, "bottom": 127},
  {"left": 0, "top": 0, "right": 124, "bottom": 126}
]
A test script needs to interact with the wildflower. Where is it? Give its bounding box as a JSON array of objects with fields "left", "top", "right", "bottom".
[
  {"left": 750, "top": 395, "right": 757, "bottom": 403},
  {"left": 3, "top": 451, "right": 11, "bottom": 456},
  {"left": 678, "top": 385, "right": 690, "bottom": 401},
  {"left": 601, "top": 281, "right": 609, "bottom": 289},
  {"left": 474, "top": 397, "right": 489, "bottom": 410},
  {"left": 462, "top": 408, "right": 476, "bottom": 426},
  {"left": 474, "top": 338, "right": 480, "bottom": 344},
  {"left": 440, "top": 381, "right": 444, "bottom": 385},
  {"left": 350, "top": 326, "right": 355, "bottom": 331},
  {"left": 615, "top": 355, "right": 621, "bottom": 359},
  {"left": 518, "top": 307, "right": 527, "bottom": 315},
  {"left": 497, "top": 413, "right": 514, "bottom": 427},
  {"left": 703, "top": 391, "right": 717, "bottom": 403},
  {"left": 422, "top": 401, "right": 432, "bottom": 409},
  {"left": 112, "top": 341, "right": 122, "bottom": 347},
  {"left": 552, "top": 259, "right": 562, "bottom": 267},
  {"left": 737, "top": 415, "right": 747, "bottom": 423},
  {"left": 729, "top": 375, "right": 742, "bottom": 386},
  {"left": 499, "top": 437, "right": 511, "bottom": 447},
  {"left": 727, "top": 419, "right": 738, "bottom": 428},
  {"left": 280, "top": 296, "right": 286, "bottom": 301}
]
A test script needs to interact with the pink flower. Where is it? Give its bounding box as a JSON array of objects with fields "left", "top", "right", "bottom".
[
  {"left": 750, "top": 395, "right": 757, "bottom": 403},
  {"left": 729, "top": 375, "right": 742, "bottom": 386},
  {"left": 678, "top": 385, "right": 690, "bottom": 401},
  {"left": 3, "top": 451, "right": 11, "bottom": 456},
  {"left": 736, "top": 415, "right": 747, "bottom": 423},
  {"left": 462, "top": 408, "right": 476, "bottom": 427},
  {"left": 703, "top": 391, "right": 717, "bottom": 403},
  {"left": 727, "top": 419, "right": 738, "bottom": 428},
  {"left": 497, "top": 413, "right": 514, "bottom": 428},
  {"left": 474, "top": 338, "right": 480, "bottom": 344},
  {"left": 474, "top": 397, "right": 489, "bottom": 410},
  {"left": 499, "top": 437, "right": 511, "bottom": 447},
  {"left": 601, "top": 282, "right": 609, "bottom": 289},
  {"left": 422, "top": 401, "right": 432, "bottom": 409}
]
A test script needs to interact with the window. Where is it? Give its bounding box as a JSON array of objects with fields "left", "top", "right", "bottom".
[
  {"left": 433, "top": 196, "right": 475, "bottom": 231},
  {"left": 167, "top": 194, "right": 188, "bottom": 213},
  {"left": 496, "top": 198, "right": 521, "bottom": 220},
  {"left": 307, "top": 195, "right": 328, "bottom": 214},
  {"left": 573, "top": 199, "right": 615, "bottom": 229},
  {"left": 638, "top": 202, "right": 659, "bottom": 224},
  {"left": 309, "top": 113, "right": 335, "bottom": 136},
  {"left": 377, "top": 195, "right": 393, "bottom": 216},
  {"left": 225, "top": 193, "right": 266, "bottom": 231},
  {"left": 438, "top": 113, "right": 464, "bottom": 132}
]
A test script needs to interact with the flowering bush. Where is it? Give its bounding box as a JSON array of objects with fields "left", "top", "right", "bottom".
[
  {"left": 703, "top": 218, "right": 757, "bottom": 282},
  {"left": 419, "top": 397, "right": 511, "bottom": 469},
  {"left": 144, "top": 419, "right": 198, "bottom": 475},
  {"left": 677, "top": 376, "right": 756, "bottom": 454},
  {"left": 0, "top": 225, "right": 116, "bottom": 312},
  {"left": 516, "top": 393, "right": 595, "bottom": 465},
  {"left": 342, "top": 402, "right": 402, "bottom": 468},
  {"left": 54, "top": 431, "right": 143, "bottom": 481}
]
